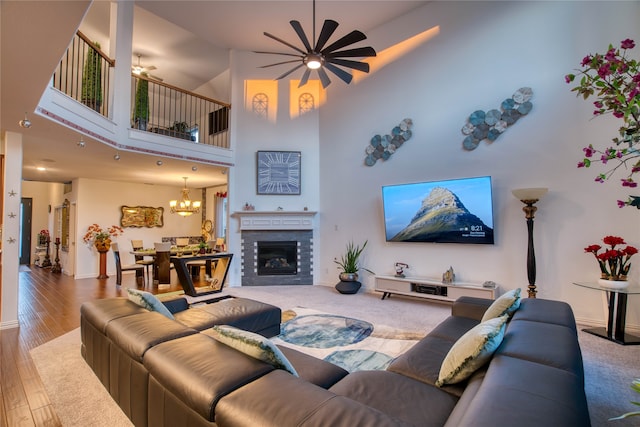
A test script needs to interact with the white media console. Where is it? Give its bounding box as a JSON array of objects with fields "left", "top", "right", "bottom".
[{"left": 375, "top": 275, "right": 497, "bottom": 302}]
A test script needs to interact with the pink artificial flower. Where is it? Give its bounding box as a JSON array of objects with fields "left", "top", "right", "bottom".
[
  {"left": 621, "top": 39, "right": 636, "bottom": 49},
  {"left": 628, "top": 87, "right": 640, "bottom": 101},
  {"left": 595, "top": 175, "right": 605, "bottom": 183},
  {"left": 617, "top": 200, "right": 627, "bottom": 208},
  {"left": 594, "top": 101, "right": 603, "bottom": 108},
  {"left": 565, "top": 74, "right": 572, "bottom": 84},
  {"left": 598, "top": 63, "right": 612, "bottom": 78},
  {"left": 577, "top": 161, "right": 586, "bottom": 168},
  {"left": 633, "top": 73, "right": 640, "bottom": 83},
  {"left": 600, "top": 155, "right": 609, "bottom": 164},
  {"left": 583, "top": 146, "right": 595, "bottom": 157},
  {"left": 581, "top": 55, "right": 593, "bottom": 66},
  {"left": 621, "top": 178, "right": 637, "bottom": 188},
  {"left": 613, "top": 110, "right": 625, "bottom": 118},
  {"left": 604, "top": 48, "right": 617, "bottom": 62}
]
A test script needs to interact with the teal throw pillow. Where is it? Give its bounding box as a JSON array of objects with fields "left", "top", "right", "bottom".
[
  {"left": 126, "top": 287, "right": 174, "bottom": 320},
  {"left": 481, "top": 288, "right": 521, "bottom": 322},
  {"left": 436, "top": 314, "right": 508, "bottom": 387},
  {"left": 209, "top": 325, "right": 298, "bottom": 376}
]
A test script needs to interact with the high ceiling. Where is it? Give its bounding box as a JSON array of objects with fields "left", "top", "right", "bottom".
[{"left": 1, "top": 1, "right": 428, "bottom": 189}]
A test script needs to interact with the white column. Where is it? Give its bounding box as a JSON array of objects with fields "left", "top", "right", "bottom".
[{"left": 1, "top": 131, "right": 23, "bottom": 329}]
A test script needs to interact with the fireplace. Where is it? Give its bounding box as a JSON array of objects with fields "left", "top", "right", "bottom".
[
  {"left": 232, "top": 210, "right": 316, "bottom": 286},
  {"left": 257, "top": 241, "right": 297, "bottom": 276}
]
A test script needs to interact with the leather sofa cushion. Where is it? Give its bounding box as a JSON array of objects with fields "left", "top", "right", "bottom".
[
  {"left": 215, "top": 370, "right": 411, "bottom": 427},
  {"left": 451, "top": 296, "right": 494, "bottom": 321},
  {"left": 498, "top": 319, "right": 584, "bottom": 378},
  {"left": 278, "top": 345, "right": 348, "bottom": 388},
  {"left": 330, "top": 370, "right": 458, "bottom": 427},
  {"left": 174, "top": 297, "right": 281, "bottom": 337},
  {"left": 512, "top": 298, "right": 577, "bottom": 331},
  {"left": 144, "top": 333, "right": 275, "bottom": 422},
  {"left": 105, "top": 311, "right": 197, "bottom": 362},
  {"left": 388, "top": 316, "right": 478, "bottom": 397},
  {"left": 445, "top": 354, "right": 591, "bottom": 427},
  {"left": 81, "top": 298, "right": 146, "bottom": 333}
]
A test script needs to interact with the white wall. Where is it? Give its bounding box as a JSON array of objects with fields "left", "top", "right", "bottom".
[
  {"left": 314, "top": 1, "right": 640, "bottom": 327},
  {"left": 22, "top": 181, "right": 65, "bottom": 261},
  {"left": 74, "top": 178, "right": 205, "bottom": 278}
]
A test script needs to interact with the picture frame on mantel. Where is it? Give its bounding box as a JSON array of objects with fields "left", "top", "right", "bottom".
[{"left": 256, "top": 150, "right": 301, "bottom": 195}]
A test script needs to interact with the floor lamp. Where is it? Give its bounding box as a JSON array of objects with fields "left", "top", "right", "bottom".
[{"left": 512, "top": 188, "right": 548, "bottom": 298}]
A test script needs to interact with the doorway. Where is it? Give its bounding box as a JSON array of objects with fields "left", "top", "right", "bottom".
[{"left": 20, "top": 198, "right": 33, "bottom": 265}]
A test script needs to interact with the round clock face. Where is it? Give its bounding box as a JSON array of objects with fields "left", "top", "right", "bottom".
[
  {"left": 203, "top": 219, "right": 213, "bottom": 232},
  {"left": 257, "top": 151, "right": 301, "bottom": 195}
]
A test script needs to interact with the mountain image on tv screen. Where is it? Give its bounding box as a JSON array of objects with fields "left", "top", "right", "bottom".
[{"left": 383, "top": 176, "right": 494, "bottom": 244}]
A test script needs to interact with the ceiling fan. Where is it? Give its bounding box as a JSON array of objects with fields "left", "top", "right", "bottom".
[
  {"left": 255, "top": 0, "right": 376, "bottom": 89},
  {"left": 132, "top": 54, "right": 163, "bottom": 82}
]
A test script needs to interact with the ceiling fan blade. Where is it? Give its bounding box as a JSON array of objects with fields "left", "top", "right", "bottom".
[
  {"left": 264, "top": 32, "right": 306, "bottom": 55},
  {"left": 326, "top": 46, "right": 376, "bottom": 59},
  {"left": 276, "top": 63, "right": 305, "bottom": 80},
  {"left": 327, "top": 58, "right": 370, "bottom": 73},
  {"left": 290, "top": 20, "right": 313, "bottom": 52},
  {"left": 298, "top": 68, "right": 311, "bottom": 87},
  {"left": 321, "top": 30, "right": 367, "bottom": 55},
  {"left": 324, "top": 63, "right": 353, "bottom": 85},
  {"left": 317, "top": 67, "right": 332, "bottom": 89},
  {"left": 258, "top": 59, "right": 303, "bottom": 69},
  {"left": 314, "top": 19, "right": 339, "bottom": 52},
  {"left": 144, "top": 65, "right": 157, "bottom": 72},
  {"left": 254, "top": 51, "right": 302, "bottom": 58}
]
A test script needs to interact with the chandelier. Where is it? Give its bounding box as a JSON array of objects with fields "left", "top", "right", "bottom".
[{"left": 169, "top": 177, "right": 201, "bottom": 216}]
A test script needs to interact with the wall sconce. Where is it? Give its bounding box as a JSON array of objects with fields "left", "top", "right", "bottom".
[{"left": 512, "top": 187, "right": 548, "bottom": 298}]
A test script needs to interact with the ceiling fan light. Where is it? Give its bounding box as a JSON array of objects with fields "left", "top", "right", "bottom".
[{"left": 304, "top": 53, "right": 323, "bottom": 69}]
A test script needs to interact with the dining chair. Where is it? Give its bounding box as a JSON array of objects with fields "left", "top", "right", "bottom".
[
  {"left": 154, "top": 242, "right": 173, "bottom": 284},
  {"left": 131, "top": 239, "right": 154, "bottom": 284},
  {"left": 112, "top": 242, "right": 145, "bottom": 286}
]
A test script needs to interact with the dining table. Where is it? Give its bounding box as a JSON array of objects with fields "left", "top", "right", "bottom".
[
  {"left": 131, "top": 245, "right": 201, "bottom": 285},
  {"left": 130, "top": 247, "right": 233, "bottom": 296}
]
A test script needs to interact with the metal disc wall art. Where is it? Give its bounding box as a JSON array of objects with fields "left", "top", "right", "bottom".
[
  {"left": 461, "top": 87, "right": 533, "bottom": 151},
  {"left": 365, "top": 118, "right": 413, "bottom": 166}
]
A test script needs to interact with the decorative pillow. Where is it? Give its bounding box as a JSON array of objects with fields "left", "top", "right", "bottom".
[
  {"left": 209, "top": 325, "right": 298, "bottom": 376},
  {"left": 436, "top": 314, "right": 508, "bottom": 387},
  {"left": 481, "top": 288, "right": 521, "bottom": 322},
  {"left": 126, "top": 288, "right": 174, "bottom": 320}
]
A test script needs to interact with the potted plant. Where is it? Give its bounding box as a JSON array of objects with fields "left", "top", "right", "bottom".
[
  {"left": 133, "top": 73, "right": 149, "bottom": 130},
  {"left": 81, "top": 41, "right": 103, "bottom": 113},
  {"left": 334, "top": 240, "right": 374, "bottom": 282},
  {"left": 584, "top": 235, "right": 637, "bottom": 288},
  {"left": 610, "top": 378, "right": 640, "bottom": 420}
]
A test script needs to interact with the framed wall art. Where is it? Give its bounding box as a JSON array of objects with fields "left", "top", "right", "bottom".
[
  {"left": 256, "top": 150, "right": 301, "bottom": 195},
  {"left": 120, "top": 206, "right": 164, "bottom": 228}
]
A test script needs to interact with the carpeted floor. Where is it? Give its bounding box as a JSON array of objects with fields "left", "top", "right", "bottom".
[{"left": 30, "top": 285, "right": 640, "bottom": 426}]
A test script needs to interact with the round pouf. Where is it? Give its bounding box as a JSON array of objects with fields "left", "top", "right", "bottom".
[{"left": 335, "top": 280, "right": 362, "bottom": 294}]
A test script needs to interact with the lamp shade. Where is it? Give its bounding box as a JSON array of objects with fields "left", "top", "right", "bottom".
[{"left": 512, "top": 188, "right": 548, "bottom": 202}]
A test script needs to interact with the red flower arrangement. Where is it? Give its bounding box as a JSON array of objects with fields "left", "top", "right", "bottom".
[
  {"left": 82, "top": 224, "right": 123, "bottom": 246},
  {"left": 584, "top": 235, "right": 637, "bottom": 280}
]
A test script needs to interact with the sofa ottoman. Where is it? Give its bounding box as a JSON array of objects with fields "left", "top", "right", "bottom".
[{"left": 172, "top": 297, "right": 282, "bottom": 337}]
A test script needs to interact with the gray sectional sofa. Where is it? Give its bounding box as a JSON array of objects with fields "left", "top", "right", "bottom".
[{"left": 80, "top": 294, "right": 591, "bottom": 427}]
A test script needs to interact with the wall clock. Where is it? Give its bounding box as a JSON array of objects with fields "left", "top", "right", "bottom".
[{"left": 256, "top": 151, "right": 301, "bottom": 195}]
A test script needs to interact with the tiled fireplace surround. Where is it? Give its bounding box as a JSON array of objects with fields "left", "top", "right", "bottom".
[{"left": 234, "top": 211, "right": 316, "bottom": 286}]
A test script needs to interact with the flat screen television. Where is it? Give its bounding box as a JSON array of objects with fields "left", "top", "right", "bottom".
[{"left": 382, "top": 176, "right": 494, "bottom": 244}]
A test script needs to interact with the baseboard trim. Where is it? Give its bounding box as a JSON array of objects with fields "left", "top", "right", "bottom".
[
  {"left": 0, "top": 319, "right": 20, "bottom": 330},
  {"left": 575, "top": 316, "right": 640, "bottom": 334}
]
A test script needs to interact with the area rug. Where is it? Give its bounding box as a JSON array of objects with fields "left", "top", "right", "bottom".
[
  {"left": 30, "top": 328, "right": 133, "bottom": 427},
  {"left": 272, "top": 307, "right": 424, "bottom": 372}
]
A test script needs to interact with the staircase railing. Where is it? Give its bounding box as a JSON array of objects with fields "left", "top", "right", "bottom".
[
  {"left": 52, "top": 31, "right": 231, "bottom": 149},
  {"left": 52, "top": 30, "right": 113, "bottom": 117},
  {"left": 131, "top": 74, "right": 230, "bottom": 149}
]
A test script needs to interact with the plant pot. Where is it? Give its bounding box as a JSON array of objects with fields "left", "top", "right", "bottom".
[
  {"left": 336, "top": 280, "right": 361, "bottom": 294},
  {"left": 598, "top": 278, "right": 629, "bottom": 290},
  {"left": 94, "top": 238, "right": 111, "bottom": 252},
  {"left": 339, "top": 272, "right": 358, "bottom": 282}
]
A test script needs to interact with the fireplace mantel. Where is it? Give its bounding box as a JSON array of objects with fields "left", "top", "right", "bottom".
[{"left": 231, "top": 211, "right": 317, "bottom": 230}]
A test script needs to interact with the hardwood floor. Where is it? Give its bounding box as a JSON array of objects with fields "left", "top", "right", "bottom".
[{"left": 0, "top": 265, "right": 183, "bottom": 427}]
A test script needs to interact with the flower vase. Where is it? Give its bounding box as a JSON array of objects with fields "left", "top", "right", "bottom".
[
  {"left": 598, "top": 278, "right": 629, "bottom": 290},
  {"left": 95, "top": 238, "right": 111, "bottom": 252}
]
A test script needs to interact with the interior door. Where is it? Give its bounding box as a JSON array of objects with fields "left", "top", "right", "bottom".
[{"left": 20, "top": 197, "right": 33, "bottom": 265}]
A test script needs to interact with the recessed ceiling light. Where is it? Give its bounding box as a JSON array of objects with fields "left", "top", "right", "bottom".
[{"left": 37, "top": 167, "right": 46, "bottom": 171}]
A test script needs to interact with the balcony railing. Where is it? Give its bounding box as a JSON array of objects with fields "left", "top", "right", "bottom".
[
  {"left": 131, "top": 74, "right": 230, "bottom": 149},
  {"left": 53, "top": 31, "right": 230, "bottom": 149},
  {"left": 52, "top": 30, "right": 113, "bottom": 117}
]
